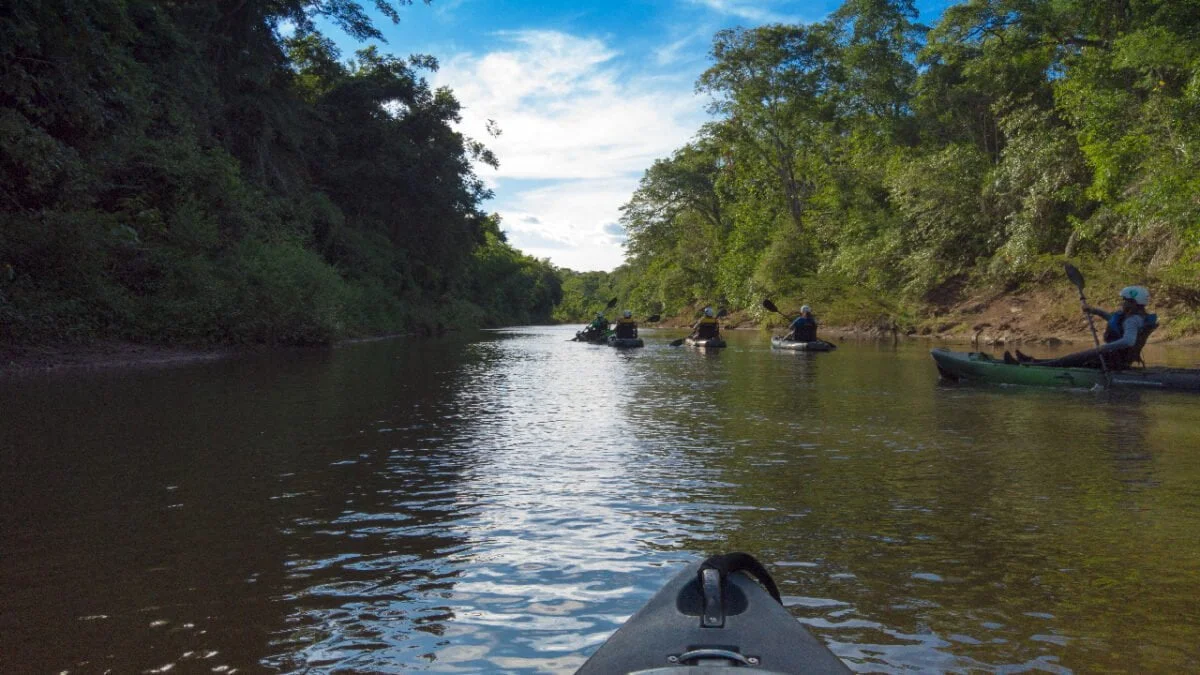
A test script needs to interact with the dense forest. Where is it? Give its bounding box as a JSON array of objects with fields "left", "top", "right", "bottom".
[
  {"left": 1, "top": 0, "right": 562, "bottom": 346},
  {"left": 599, "top": 0, "right": 1200, "bottom": 336},
  {"left": 5, "top": 1, "right": 1199, "bottom": 346}
]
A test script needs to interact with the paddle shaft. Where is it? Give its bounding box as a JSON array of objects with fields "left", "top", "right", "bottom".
[{"left": 1066, "top": 265, "right": 1110, "bottom": 379}]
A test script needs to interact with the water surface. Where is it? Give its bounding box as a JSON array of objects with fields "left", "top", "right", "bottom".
[{"left": 3, "top": 328, "right": 1199, "bottom": 672}]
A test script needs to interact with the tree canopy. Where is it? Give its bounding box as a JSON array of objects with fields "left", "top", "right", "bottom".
[
  {"left": 614, "top": 0, "right": 1200, "bottom": 331},
  {"left": 1, "top": 0, "right": 561, "bottom": 344}
]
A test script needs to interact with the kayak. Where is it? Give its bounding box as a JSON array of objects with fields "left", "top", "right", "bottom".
[
  {"left": 574, "top": 330, "right": 609, "bottom": 344},
  {"left": 931, "top": 348, "right": 1200, "bottom": 391},
  {"left": 608, "top": 336, "right": 644, "bottom": 348},
  {"left": 577, "top": 552, "right": 849, "bottom": 674},
  {"left": 771, "top": 336, "right": 836, "bottom": 351},
  {"left": 685, "top": 337, "right": 726, "bottom": 349}
]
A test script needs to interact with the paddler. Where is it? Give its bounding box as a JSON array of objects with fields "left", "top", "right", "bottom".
[
  {"left": 1006, "top": 286, "right": 1157, "bottom": 369},
  {"left": 613, "top": 310, "right": 638, "bottom": 339},
  {"left": 689, "top": 306, "right": 721, "bottom": 341},
  {"left": 787, "top": 305, "right": 818, "bottom": 342}
]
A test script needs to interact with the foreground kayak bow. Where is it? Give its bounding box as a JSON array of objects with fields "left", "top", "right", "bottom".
[{"left": 577, "top": 552, "right": 849, "bottom": 674}]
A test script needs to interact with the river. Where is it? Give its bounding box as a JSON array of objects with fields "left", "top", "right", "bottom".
[{"left": 2, "top": 327, "right": 1199, "bottom": 673}]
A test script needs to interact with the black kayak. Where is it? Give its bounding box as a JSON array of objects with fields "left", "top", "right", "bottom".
[
  {"left": 574, "top": 329, "right": 609, "bottom": 344},
  {"left": 577, "top": 553, "right": 849, "bottom": 674},
  {"left": 770, "top": 336, "right": 836, "bottom": 352}
]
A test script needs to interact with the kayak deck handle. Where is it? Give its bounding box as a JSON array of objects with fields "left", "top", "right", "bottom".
[
  {"left": 671, "top": 648, "right": 756, "bottom": 666},
  {"left": 700, "top": 567, "right": 724, "bottom": 627}
]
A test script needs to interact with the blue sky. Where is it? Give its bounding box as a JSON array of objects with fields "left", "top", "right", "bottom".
[{"left": 320, "top": 0, "right": 954, "bottom": 271}]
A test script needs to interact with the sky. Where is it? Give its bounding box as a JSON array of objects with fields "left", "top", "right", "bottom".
[{"left": 320, "top": 0, "right": 954, "bottom": 272}]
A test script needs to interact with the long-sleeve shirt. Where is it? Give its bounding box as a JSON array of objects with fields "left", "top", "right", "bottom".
[{"left": 1099, "top": 314, "right": 1144, "bottom": 351}]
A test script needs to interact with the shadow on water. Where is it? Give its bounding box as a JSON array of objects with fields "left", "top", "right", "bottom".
[{"left": 2, "top": 328, "right": 1199, "bottom": 672}]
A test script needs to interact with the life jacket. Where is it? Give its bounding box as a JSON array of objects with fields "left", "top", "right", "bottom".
[
  {"left": 792, "top": 323, "right": 817, "bottom": 342},
  {"left": 790, "top": 315, "right": 817, "bottom": 342},
  {"left": 695, "top": 316, "right": 719, "bottom": 339},
  {"left": 1102, "top": 311, "right": 1124, "bottom": 343},
  {"left": 614, "top": 318, "right": 637, "bottom": 338},
  {"left": 1106, "top": 312, "right": 1158, "bottom": 369}
]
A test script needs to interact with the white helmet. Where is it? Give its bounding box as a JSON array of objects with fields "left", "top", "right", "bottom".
[
  {"left": 1120, "top": 286, "right": 1150, "bottom": 306},
  {"left": 623, "top": 310, "right": 632, "bottom": 318},
  {"left": 704, "top": 306, "right": 714, "bottom": 317},
  {"left": 800, "top": 305, "right": 811, "bottom": 313}
]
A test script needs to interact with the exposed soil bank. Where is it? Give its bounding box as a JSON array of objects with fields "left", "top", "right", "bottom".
[{"left": 664, "top": 287, "right": 1200, "bottom": 349}]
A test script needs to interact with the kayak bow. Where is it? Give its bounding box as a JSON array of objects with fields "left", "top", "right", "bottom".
[{"left": 578, "top": 553, "right": 849, "bottom": 674}]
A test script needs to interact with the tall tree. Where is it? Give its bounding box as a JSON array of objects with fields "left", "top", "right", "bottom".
[{"left": 698, "top": 24, "right": 840, "bottom": 232}]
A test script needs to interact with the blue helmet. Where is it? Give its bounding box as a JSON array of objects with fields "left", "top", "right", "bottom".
[{"left": 1120, "top": 286, "right": 1149, "bottom": 306}]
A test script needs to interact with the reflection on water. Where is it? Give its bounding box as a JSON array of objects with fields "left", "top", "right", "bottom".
[{"left": 3, "top": 328, "right": 1200, "bottom": 673}]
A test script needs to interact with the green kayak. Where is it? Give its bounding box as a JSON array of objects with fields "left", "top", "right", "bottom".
[{"left": 931, "top": 348, "right": 1200, "bottom": 391}]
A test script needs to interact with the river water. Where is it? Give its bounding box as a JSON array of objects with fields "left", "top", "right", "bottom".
[{"left": 2, "top": 327, "right": 1199, "bottom": 673}]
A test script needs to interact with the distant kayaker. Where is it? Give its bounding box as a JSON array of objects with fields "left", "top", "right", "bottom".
[
  {"left": 1006, "top": 286, "right": 1157, "bottom": 369},
  {"left": 583, "top": 312, "right": 609, "bottom": 340},
  {"left": 788, "top": 305, "right": 818, "bottom": 342},
  {"left": 689, "top": 307, "right": 721, "bottom": 341},
  {"left": 614, "top": 310, "right": 638, "bottom": 339}
]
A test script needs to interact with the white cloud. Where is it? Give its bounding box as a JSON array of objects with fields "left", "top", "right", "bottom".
[
  {"left": 654, "top": 29, "right": 711, "bottom": 67},
  {"left": 498, "top": 177, "right": 640, "bottom": 271},
  {"left": 433, "top": 30, "right": 708, "bottom": 271},
  {"left": 685, "top": 0, "right": 808, "bottom": 24}
]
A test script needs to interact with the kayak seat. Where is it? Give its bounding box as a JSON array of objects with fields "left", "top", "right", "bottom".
[{"left": 1130, "top": 322, "right": 1157, "bottom": 367}]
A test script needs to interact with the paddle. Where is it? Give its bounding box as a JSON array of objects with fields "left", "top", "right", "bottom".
[
  {"left": 762, "top": 298, "right": 793, "bottom": 342},
  {"left": 670, "top": 309, "right": 726, "bottom": 346},
  {"left": 762, "top": 298, "right": 791, "bottom": 322},
  {"left": 1065, "top": 262, "right": 1110, "bottom": 384}
]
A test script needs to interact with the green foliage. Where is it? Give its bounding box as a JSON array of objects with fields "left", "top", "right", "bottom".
[
  {"left": 465, "top": 219, "right": 563, "bottom": 326},
  {"left": 615, "top": 0, "right": 1200, "bottom": 328},
  {"left": 1, "top": 0, "right": 555, "bottom": 347}
]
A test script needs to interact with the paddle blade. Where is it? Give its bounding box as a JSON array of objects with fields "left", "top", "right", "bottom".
[
  {"left": 1064, "top": 263, "right": 1085, "bottom": 290},
  {"left": 669, "top": 338, "right": 686, "bottom": 347},
  {"left": 762, "top": 299, "right": 779, "bottom": 314},
  {"left": 645, "top": 315, "right": 660, "bottom": 323},
  {"left": 717, "top": 308, "right": 728, "bottom": 318},
  {"left": 605, "top": 296, "right": 619, "bottom": 309}
]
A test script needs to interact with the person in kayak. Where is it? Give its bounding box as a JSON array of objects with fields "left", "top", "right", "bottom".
[
  {"left": 614, "top": 310, "right": 638, "bottom": 339},
  {"left": 581, "top": 312, "right": 609, "bottom": 340},
  {"left": 787, "top": 305, "right": 818, "bottom": 342},
  {"left": 1005, "top": 286, "right": 1157, "bottom": 369},
  {"left": 689, "top": 306, "right": 721, "bottom": 340}
]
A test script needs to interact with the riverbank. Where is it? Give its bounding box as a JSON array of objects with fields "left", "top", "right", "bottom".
[
  {"left": 0, "top": 341, "right": 243, "bottom": 376},
  {"left": 7, "top": 286, "right": 1200, "bottom": 375},
  {"left": 668, "top": 285, "right": 1200, "bottom": 348}
]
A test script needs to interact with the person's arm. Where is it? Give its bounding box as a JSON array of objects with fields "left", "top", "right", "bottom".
[
  {"left": 1084, "top": 305, "right": 1112, "bottom": 320},
  {"left": 1100, "top": 314, "right": 1143, "bottom": 351}
]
